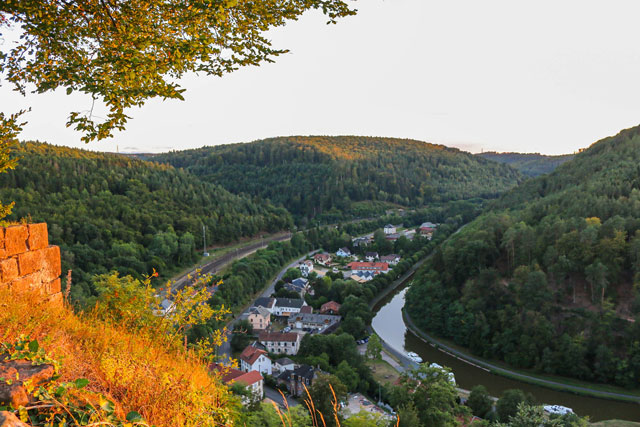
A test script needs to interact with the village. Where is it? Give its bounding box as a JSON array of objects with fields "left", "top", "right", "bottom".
[{"left": 215, "top": 222, "right": 438, "bottom": 418}]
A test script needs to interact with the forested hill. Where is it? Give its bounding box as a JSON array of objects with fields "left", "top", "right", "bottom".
[
  {"left": 477, "top": 151, "right": 574, "bottom": 177},
  {"left": 407, "top": 125, "right": 640, "bottom": 388},
  {"left": 0, "top": 142, "right": 292, "bottom": 304},
  {"left": 151, "top": 136, "right": 523, "bottom": 222}
]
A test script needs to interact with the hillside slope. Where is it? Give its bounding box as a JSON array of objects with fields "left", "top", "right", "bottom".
[
  {"left": 477, "top": 151, "right": 574, "bottom": 177},
  {"left": 0, "top": 142, "right": 292, "bottom": 303},
  {"left": 407, "top": 126, "right": 640, "bottom": 388},
  {"left": 151, "top": 136, "right": 523, "bottom": 222}
]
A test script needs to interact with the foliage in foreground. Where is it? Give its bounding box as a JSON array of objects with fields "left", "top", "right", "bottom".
[{"left": 0, "top": 281, "right": 236, "bottom": 427}]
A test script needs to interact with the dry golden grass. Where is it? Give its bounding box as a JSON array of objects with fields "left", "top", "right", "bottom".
[{"left": 0, "top": 289, "right": 237, "bottom": 426}]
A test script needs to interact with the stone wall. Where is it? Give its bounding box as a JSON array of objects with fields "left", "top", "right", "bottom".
[{"left": 0, "top": 223, "right": 62, "bottom": 304}]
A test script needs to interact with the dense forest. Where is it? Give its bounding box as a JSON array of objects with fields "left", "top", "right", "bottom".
[
  {"left": 0, "top": 142, "right": 292, "bottom": 304},
  {"left": 477, "top": 151, "right": 574, "bottom": 177},
  {"left": 407, "top": 126, "right": 640, "bottom": 388},
  {"left": 150, "top": 136, "right": 522, "bottom": 222}
]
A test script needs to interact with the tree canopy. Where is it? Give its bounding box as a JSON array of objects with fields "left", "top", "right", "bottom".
[{"left": 1, "top": 0, "right": 355, "bottom": 142}]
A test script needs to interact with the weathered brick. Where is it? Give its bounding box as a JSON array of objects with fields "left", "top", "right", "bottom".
[
  {"left": 27, "top": 223, "right": 48, "bottom": 250},
  {"left": 17, "top": 250, "right": 44, "bottom": 276},
  {"left": 10, "top": 272, "right": 43, "bottom": 293},
  {"left": 47, "top": 292, "right": 63, "bottom": 306},
  {"left": 0, "top": 257, "right": 19, "bottom": 283},
  {"left": 46, "top": 278, "right": 61, "bottom": 294},
  {"left": 4, "top": 226, "right": 28, "bottom": 256},
  {"left": 42, "top": 246, "right": 61, "bottom": 281}
]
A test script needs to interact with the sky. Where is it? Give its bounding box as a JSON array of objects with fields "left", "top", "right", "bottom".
[{"left": 2, "top": 0, "right": 640, "bottom": 155}]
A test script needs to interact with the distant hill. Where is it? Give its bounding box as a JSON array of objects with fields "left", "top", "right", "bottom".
[
  {"left": 151, "top": 136, "right": 523, "bottom": 223},
  {"left": 477, "top": 151, "right": 574, "bottom": 177},
  {"left": 0, "top": 142, "right": 292, "bottom": 304},
  {"left": 407, "top": 125, "right": 640, "bottom": 388}
]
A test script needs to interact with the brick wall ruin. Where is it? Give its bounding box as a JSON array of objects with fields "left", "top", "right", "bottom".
[{"left": 0, "top": 223, "right": 62, "bottom": 304}]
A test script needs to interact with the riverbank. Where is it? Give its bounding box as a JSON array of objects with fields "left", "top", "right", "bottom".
[{"left": 402, "top": 308, "right": 640, "bottom": 404}]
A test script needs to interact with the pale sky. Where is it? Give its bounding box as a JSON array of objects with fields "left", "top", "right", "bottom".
[{"left": 2, "top": 0, "right": 640, "bottom": 155}]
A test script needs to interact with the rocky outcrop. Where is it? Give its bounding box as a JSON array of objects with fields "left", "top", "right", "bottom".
[
  {"left": 0, "top": 359, "right": 55, "bottom": 408},
  {"left": 0, "top": 411, "right": 28, "bottom": 427}
]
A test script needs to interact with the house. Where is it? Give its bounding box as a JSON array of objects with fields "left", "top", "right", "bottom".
[
  {"left": 352, "top": 236, "right": 372, "bottom": 247},
  {"left": 215, "top": 366, "right": 264, "bottom": 403},
  {"left": 380, "top": 254, "right": 401, "bottom": 265},
  {"left": 313, "top": 253, "right": 332, "bottom": 265},
  {"left": 274, "top": 357, "right": 295, "bottom": 373},
  {"left": 258, "top": 331, "right": 302, "bottom": 355},
  {"left": 300, "top": 305, "right": 313, "bottom": 314},
  {"left": 385, "top": 233, "right": 401, "bottom": 241},
  {"left": 254, "top": 297, "right": 276, "bottom": 312},
  {"left": 239, "top": 344, "right": 272, "bottom": 375},
  {"left": 299, "top": 260, "right": 314, "bottom": 277},
  {"left": 383, "top": 224, "right": 396, "bottom": 235},
  {"left": 420, "top": 222, "right": 437, "bottom": 239},
  {"left": 285, "top": 278, "right": 310, "bottom": 296},
  {"left": 365, "top": 251, "right": 379, "bottom": 262},
  {"left": 320, "top": 301, "right": 341, "bottom": 315},
  {"left": 288, "top": 313, "right": 341, "bottom": 332},
  {"left": 277, "top": 364, "right": 316, "bottom": 397},
  {"left": 247, "top": 306, "right": 271, "bottom": 331},
  {"left": 336, "top": 247, "right": 351, "bottom": 257},
  {"left": 273, "top": 298, "right": 307, "bottom": 316},
  {"left": 347, "top": 262, "right": 389, "bottom": 277}
]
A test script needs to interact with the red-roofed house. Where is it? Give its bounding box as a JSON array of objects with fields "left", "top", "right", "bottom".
[
  {"left": 300, "top": 305, "right": 313, "bottom": 314},
  {"left": 211, "top": 365, "right": 264, "bottom": 404},
  {"left": 347, "top": 262, "right": 389, "bottom": 275},
  {"left": 239, "top": 345, "right": 272, "bottom": 375},
  {"left": 313, "top": 253, "right": 332, "bottom": 265},
  {"left": 320, "top": 301, "right": 341, "bottom": 315}
]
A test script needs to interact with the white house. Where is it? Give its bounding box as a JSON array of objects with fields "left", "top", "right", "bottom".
[
  {"left": 380, "top": 254, "right": 401, "bottom": 265},
  {"left": 239, "top": 345, "right": 272, "bottom": 375},
  {"left": 384, "top": 224, "right": 396, "bottom": 235},
  {"left": 336, "top": 247, "right": 351, "bottom": 257},
  {"left": 274, "top": 357, "right": 295, "bottom": 373},
  {"left": 272, "top": 298, "right": 306, "bottom": 317},
  {"left": 365, "top": 252, "right": 379, "bottom": 262},
  {"left": 226, "top": 369, "right": 264, "bottom": 403},
  {"left": 258, "top": 331, "right": 302, "bottom": 355},
  {"left": 299, "top": 260, "right": 314, "bottom": 277}
]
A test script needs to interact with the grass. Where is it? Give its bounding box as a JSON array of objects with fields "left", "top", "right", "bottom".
[
  {"left": 366, "top": 359, "right": 400, "bottom": 385},
  {"left": 0, "top": 288, "right": 237, "bottom": 426}
]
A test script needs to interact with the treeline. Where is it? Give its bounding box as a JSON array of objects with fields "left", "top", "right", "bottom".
[
  {"left": 150, "top": 136, "right": 522, "bottom": 222},
  {"left": 407, "top": 126, "right": 640, "bottom": 388},
  {"left": 0, "top": 142, "right": 292, "bottom": 304},
  {"left": 477, "top": 151, "right": 574, "bottom": 177}
]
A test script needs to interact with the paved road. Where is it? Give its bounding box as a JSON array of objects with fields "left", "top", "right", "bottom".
[
  {"left": 170, "top": 232, "right": 292, "bottom": 294},
  {"left": 264, "top": 385, "right": 299, "bottom": 408},
  {"left": 217, "top": 249, "right": 320, "bottom": 360}
]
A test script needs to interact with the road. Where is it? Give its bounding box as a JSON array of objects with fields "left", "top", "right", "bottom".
[
  {"left": 170, "top": 232, "right": 292, "bottom": 294},
  {"left": 217, "top": 249, "right": 320, "bottom": 360},
  {"left": 264, "top": 386, "right": 299, "bottom": 408}
]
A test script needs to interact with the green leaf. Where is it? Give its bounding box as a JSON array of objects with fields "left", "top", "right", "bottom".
[
  {"left": 126, "top": 411, "right": 143, "bottom": 422},
  {"left": 28, "top": 339, "right": 39, "bottom": 353},
  {"left": 74, "top": 378, "right": 89, "bottom": 389}
]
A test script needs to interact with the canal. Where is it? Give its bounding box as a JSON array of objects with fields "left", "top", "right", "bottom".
[{"left": 372, "top": 286, "right": 640, "bottom": 422}]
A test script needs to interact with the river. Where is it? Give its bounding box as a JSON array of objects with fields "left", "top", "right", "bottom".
[{"left": 372, "top": 286, "right": 640, "bottom": 422}]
